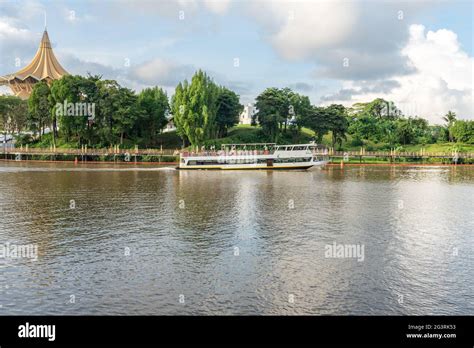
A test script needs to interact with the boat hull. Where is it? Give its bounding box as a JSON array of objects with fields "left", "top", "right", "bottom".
[{"left": 178, "top": 161, "right": 328, "bottom": 170}]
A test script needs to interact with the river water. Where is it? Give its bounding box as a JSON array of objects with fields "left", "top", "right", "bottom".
[{"left": 0, "top": 162, "right": 472, "bottom": 315}]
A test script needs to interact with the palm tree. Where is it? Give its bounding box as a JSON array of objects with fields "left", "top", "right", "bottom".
[
  {"left": 443, "top": 111, "right": 456, "bottom": 142},
  {"left": 443, "top": 111, "right": 456, "bottom": 125}
]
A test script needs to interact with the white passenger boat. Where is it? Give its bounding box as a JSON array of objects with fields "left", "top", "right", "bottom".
[{"left": 178, "top": 143, "right": 329, "bottom": 170}]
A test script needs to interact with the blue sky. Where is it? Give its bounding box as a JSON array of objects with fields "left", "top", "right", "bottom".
[{"left": 0, "top": 0, "right": 472, "bottom": 123}]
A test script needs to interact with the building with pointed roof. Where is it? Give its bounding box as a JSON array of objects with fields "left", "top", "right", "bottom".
[{"left": 0, "top": 30, "right": 69, "bottom": 99}]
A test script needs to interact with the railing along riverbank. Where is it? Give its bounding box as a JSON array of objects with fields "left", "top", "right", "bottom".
[
  {"left": 1, "top": 146, "right": 179, "bottom": 163},
  {"left": 1, "top": 147, "right": 474, "bottom": 164},
  {"left": 329, "top": 150, "right": 474, "bottom": 164}
]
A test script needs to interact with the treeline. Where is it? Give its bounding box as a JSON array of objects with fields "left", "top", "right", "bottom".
[
  {"left": 253, "top": 90, "right": 473, "bottom": 148},
  {"left": 28, "top": 75, "right": 169, "bottom": 147},
  {"left": 0, "top": 70, "right": 473, "bottom": 149},
  {"left": 0, "top": 70, "right": 243, "bottom": 148},
  {"left": 1, "top": 75, "right": 170, "bottom": 147}
]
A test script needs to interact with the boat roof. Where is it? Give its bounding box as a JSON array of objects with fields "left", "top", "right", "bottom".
[
  {"left": 222, "top": 143, "right": 276, "bottom": 147},
  {"left": 221, "top": 143, "right": 276, "bottom": 149},
  {"left": 220, "top": 143, "right": 326, "bottom": 149}
]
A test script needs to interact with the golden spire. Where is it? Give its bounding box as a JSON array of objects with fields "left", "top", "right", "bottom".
[
  {"left": 14, "top": 30, "right": 69, "bottom": 81},
  {"left": 0, "top": 29, "right": 69, "bottom": 99}
]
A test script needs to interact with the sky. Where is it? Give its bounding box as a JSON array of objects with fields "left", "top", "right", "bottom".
[{"left": 0, "top": 0, "right": 473, "bottom": 123}]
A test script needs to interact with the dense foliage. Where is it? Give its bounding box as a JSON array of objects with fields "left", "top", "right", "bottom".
[
  {"left": 0, "top": 95, "right": 28, "bottom": 141},
  {"left": 0, "top": 71, "right": 472, "bottom": 150}
]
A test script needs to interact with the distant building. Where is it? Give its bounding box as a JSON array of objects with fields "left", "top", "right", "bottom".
[
  {"left": 163, "top": 118, "right": 176, "bottom": 133},
  {"left": 239, "top": 103, "right": 256, "bottom": 125}
]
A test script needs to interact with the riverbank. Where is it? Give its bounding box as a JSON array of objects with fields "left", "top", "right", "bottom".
[
  {"left": 4, "top": 141, "right": 474, "bottom": 165},
  {"left": 326, "top": 162, "right": 474, "bottom": 166},
  {"left": 0, "top": 158, "right": 177, "bottom": 165},
  {"left": 0, "top": 152, "right": 178, "bottom": 164},
  {"left": 2, "top": 157, "right": 473, "bottom": 167}
]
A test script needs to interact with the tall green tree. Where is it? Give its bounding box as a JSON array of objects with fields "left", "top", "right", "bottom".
[
  {"left": 171, "top": 70, "right": 219, "bottom": 146},
  {"left": 443, "top": 111, "right": 457, "bottom": 142}
]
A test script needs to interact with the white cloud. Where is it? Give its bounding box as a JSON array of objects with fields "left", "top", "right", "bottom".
[
  {"left": 0, "top": 19, "right": 39, "bottom": 73},
  {"left": 403, "top": 25, "right": 471, "bottom": 91},
  {"left": 0, "top": 19, "right": 34, "bottom": 43},
  {"left": 322, "top": 25, "right": 473, "bottom": 123},
  {"left": 203, "top": 0, "right": 232, "bottom": 14},
  {"left": 264, "top": 2, "right": 358, "bottom": 60},
  {"left": 128, "top": 58, "right": 195, "bottom": 87},
  {"left": 246, "top": 1, "right": 433, "bottom": 80},
  {"left": 0, "top": 0, "right": 45, "bottom": 21}
]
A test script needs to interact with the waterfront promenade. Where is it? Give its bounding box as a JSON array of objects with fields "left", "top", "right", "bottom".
[{"left": 1, "top": 146, "right": 474, "bottom": 164}]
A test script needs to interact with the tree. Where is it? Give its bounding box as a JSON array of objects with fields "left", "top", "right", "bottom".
[
  {"left": 347, "top": 113, "right": 378, "bottom": 141},
  {"left": 299, "top": 106, "right": 331, "bottom": 142},
  {"left": 111, "top": 87, "right": 140, "bottom": 145},
  {"left": 326, "top": 104, "right": 348, "bottom": 148},
  {"left": 171, "top": 70, "right": 220, "bottom": 146},
  {"left": 137, "top": 87, "right": 169, "bottom": 145},
  {"left": 289, "top": 92, "right": 311, "bottom": 133},
  {"left": 443, "top": 111, "right": 457, "bottom": 125},
  {"left": 395, "top": 118, "right": 415, "bottom": 145},
  {"left": 215, "top": 87, "right": 243, "bottom": 138},
  {"left": 410, "top": 117, "right": 429, "bottom": 144},
  {"left": 443, "top": 111, "right": 457, "bottom": 142},
  {"left": 0, "top": 96, "right": 26, "bottom": 147},
  {"left": 254, "top": 87, "right": 310, "bottom": 141},
  {"left": 254, "top": 88, "right": 287, "bottom": 141},
  {"left": 450, "top": 120, "right": 474, "bottom": 144},
  {"left": 96, "top": 79, "right": 121, "bottom": 145},
  {"left": 353, "top": 98, "right": 402, "bottom": 120},
  {"left": 28, "top": 81, "right": 51, "bottom": 141},
  {"left": 50, "top": 75, "right": 87, "bottom": 143},
  {"left": 49, "top": 75, "right": 142, "bottom": 147},
  {"left": 10, "top": 101, "right": 28, "bottom": 135},
  {"left": 348, "top": 99, "right": 403, "bottom": 144},
  {"left": 427, "top": 125, "right": 447, "bottom": 144}
]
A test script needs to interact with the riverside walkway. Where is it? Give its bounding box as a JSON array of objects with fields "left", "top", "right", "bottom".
[{"left": 1, "top": 147, "right": 473, "bottom": 163}]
